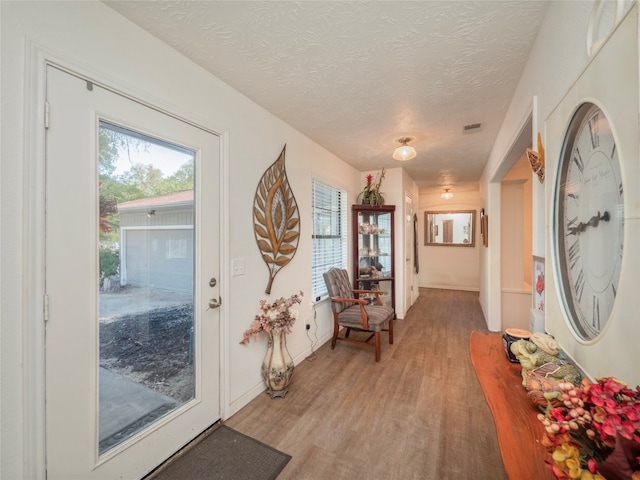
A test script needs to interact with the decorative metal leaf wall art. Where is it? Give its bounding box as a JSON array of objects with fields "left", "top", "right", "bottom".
[{"left": 253, "top": 145, "right": 300, "bottom": 294}]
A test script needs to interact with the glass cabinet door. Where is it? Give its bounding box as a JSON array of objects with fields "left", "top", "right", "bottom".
[{"left": 352, "top": 205, "right": 395, "bottom": 309}]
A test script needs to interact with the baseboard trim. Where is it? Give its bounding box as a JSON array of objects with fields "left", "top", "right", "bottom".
[{"left": 420, "top": 284, "right": 479, "bottom": 292}]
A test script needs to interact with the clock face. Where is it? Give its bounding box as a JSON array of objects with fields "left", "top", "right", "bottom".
[{"left": 554, "top": 102, "right": 624, "bottom": 341}]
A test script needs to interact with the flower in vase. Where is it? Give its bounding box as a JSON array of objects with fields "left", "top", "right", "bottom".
[{"left": 240, "top": 291, "right": 303, "bottom": 344}]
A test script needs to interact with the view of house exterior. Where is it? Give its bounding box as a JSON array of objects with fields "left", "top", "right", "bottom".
[{"left": 118, "top": 190, "right": 195, "bottom": 294}]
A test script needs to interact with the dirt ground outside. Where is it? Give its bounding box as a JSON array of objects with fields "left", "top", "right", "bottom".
[{"left": 99, "top": 286, "right": 195, "bottom": 402}]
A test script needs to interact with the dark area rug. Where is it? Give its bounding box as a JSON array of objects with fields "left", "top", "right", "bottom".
[
  {"left": 469, "top": 331, "right": 555, "bottom": 480},
  {"left": 149, "top": 425, "right": 291, "bottom": 480}
]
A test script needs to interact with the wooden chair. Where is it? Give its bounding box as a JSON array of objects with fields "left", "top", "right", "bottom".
[{"left": 322, "top": 268, "right": 395, "bottom": 362}]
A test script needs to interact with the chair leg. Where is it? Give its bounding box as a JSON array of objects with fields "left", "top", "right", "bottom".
[
  {"left": 331, "top": 313, "right": 339, "bottom": 349},
  {"left": 374, "top": 332, "right": 381, "bottom": 362},
  {"left": 388, "top": 318, "right": 394, "bottom": 344}
]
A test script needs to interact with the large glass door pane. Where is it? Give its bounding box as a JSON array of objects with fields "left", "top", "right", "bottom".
[{"left": 98, "top": 121, "right": 196, "bottom": 453}]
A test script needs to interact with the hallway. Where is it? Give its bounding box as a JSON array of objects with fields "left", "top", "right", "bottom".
[{"left": 224, "top": 288, "right": 507, "bottom": 480}]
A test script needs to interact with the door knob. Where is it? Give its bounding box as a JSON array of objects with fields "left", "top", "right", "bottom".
[{"left": 208, "top": 297, "right": 222, "bottom": 309}]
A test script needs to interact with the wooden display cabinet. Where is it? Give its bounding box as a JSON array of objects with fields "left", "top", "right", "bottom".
[{"left": 352, "top": 204, "right": 395, "bottom": 309}]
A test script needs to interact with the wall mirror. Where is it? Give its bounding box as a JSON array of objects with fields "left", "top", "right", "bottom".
[{"left": 424, "top": 210, "right": 476, "bottom": 247}]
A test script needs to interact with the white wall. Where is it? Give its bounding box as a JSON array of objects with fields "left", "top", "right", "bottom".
[
  {"left": 0, "top": 2, "right": 361, "bottom": 478},
  {"left": 417, "top": 189, "right": 482, "bottom": 292},
  {"left": 481, "top": 1, "right": 640, "bottom": 384}
]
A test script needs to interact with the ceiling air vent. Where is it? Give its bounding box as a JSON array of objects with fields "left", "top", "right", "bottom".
[{"left": 463, "top": 123, "right": 482, "bottom": 133}]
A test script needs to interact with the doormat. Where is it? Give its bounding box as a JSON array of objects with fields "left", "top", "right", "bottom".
[
  {"left": 149, "top": 425, "right": 291, "bottom": 480},
  {"left": 469, "top": 331, "right": 554, "bottom": 480}
]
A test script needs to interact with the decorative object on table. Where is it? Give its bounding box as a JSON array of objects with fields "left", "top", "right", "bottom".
[
  {"left": 508, "top": 331, "right": 581, "bottom": 409},
  {"left": 524, "top": 364, "right": 569, "bottom": 408},
  {"left": 537, "top": 377, "right": 640, "bottom": 480},
  {"left": 240, "top": 292, "right": 303, "bottom": 398},
  {"left": 529, "top": 332, "right": 560, "bottom": 356},
  {"left": 526, "top": 132, "right": 546, "bottom": 183},
  {"left": 357, "top": 168, "right": 386, "bottom": 206},
  {"left": 253, "top": 145, "right": 300, "bottom": 294},
  {"left": 502, "top": 328, "right": 531, "bottom": 363},
  {"left": 510, "top": 337, "right": 580, "bottom": 388}
]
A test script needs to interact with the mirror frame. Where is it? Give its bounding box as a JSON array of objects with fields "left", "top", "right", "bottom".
[{"left": 424, "top": 210, "right": 476, "bottom": 247}]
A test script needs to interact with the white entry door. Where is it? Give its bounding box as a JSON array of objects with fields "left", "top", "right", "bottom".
[{"left": 45, "top": 66, "right": 221, "bottom": 479}]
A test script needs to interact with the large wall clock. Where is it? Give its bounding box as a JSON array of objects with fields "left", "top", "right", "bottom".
[
  {"left": 544, "top": 3, "right": 638, "bottom": 385},
  {"left": 553, "top": 102, "right": 624, "bottom": 340}
]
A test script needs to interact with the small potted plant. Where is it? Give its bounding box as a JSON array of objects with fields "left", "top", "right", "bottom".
[{"left": 357, "top": 168, "right": 386, "bottom": 206}]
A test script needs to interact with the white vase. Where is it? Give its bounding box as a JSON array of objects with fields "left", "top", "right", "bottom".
[{"left": 261, "top": 329, "right": 294, "bottom": 398}]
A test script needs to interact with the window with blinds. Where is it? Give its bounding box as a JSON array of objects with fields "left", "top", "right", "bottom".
[{"left": 312, "top": 180, "right": 347, "bottom": 300}]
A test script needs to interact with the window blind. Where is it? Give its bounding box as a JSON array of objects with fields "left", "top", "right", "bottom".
[{"left": 312, "top": 180, "right": 347, "bottom": 299}]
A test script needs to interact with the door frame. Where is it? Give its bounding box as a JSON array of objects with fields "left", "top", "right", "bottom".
[
  {"left": 23, "top": 44, "right": 230, "bottom": 478},
  {"left": 404, "top": 192, "right": 414, "bottom": 315}
]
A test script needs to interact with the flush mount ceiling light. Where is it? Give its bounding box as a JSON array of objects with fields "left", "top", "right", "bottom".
[
  {"left": 392, "top": 137, "right": 417, "bottom": 161},
  {"left": 441, "top": 189, "right": 454, "bottom": 200}
]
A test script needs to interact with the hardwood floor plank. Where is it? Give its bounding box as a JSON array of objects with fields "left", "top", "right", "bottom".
[{"left": 225, "top": 288, "right": 508, "bottom": 480}]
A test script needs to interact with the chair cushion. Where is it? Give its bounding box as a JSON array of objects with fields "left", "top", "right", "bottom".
[
  {"left": 337, "top": 304, "right": 394, "bottom": 332},
  {"left": 323, "top": 268, "right": 356, "bottom": 313}
]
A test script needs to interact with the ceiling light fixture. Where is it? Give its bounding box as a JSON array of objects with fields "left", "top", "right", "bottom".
[
  {"left": 441, "top": 189, "right": 454, "bottom": 200},
  {"left": 392, "top": 137, "right": 417, "bottom": 161}
]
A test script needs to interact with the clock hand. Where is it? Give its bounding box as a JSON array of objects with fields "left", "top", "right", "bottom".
[
  {"left": 587, "top": 210, "right": 610, "bottom": 227},
  {"left": 567, "top": 211, "right": 610, "bottom": 235}
]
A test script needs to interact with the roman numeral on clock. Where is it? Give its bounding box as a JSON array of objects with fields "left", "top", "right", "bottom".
[
  {"left": 568, "top": 239, "right": 581, "bottom": 270},
  {"left": 592, "top": 295, "right": 600, "bottom": 330},
  {"left": 589, "top": 114, "right": 599, "bottom": 148},
  {"left": 573, "top": 148, "right": 584, "bottom": 173},
  {"left": 575, "top": 269, "right": 585, "bottom": 303}
]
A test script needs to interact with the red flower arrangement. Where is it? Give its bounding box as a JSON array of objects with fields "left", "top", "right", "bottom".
[
  {"left": 538, "top": 377, "right": 640, "bottom": 480},
  {"left": 357, "top": 168, "right": 385, "bottom": 206}
]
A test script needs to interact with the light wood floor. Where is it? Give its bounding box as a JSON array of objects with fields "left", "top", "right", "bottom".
[{"left": 225, "top": 288, "right": 509, "bottom": 480}]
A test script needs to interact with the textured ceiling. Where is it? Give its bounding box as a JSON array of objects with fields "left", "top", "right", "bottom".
[{"left": 104, "top": 1, "right": 549, "bottom": 190}]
